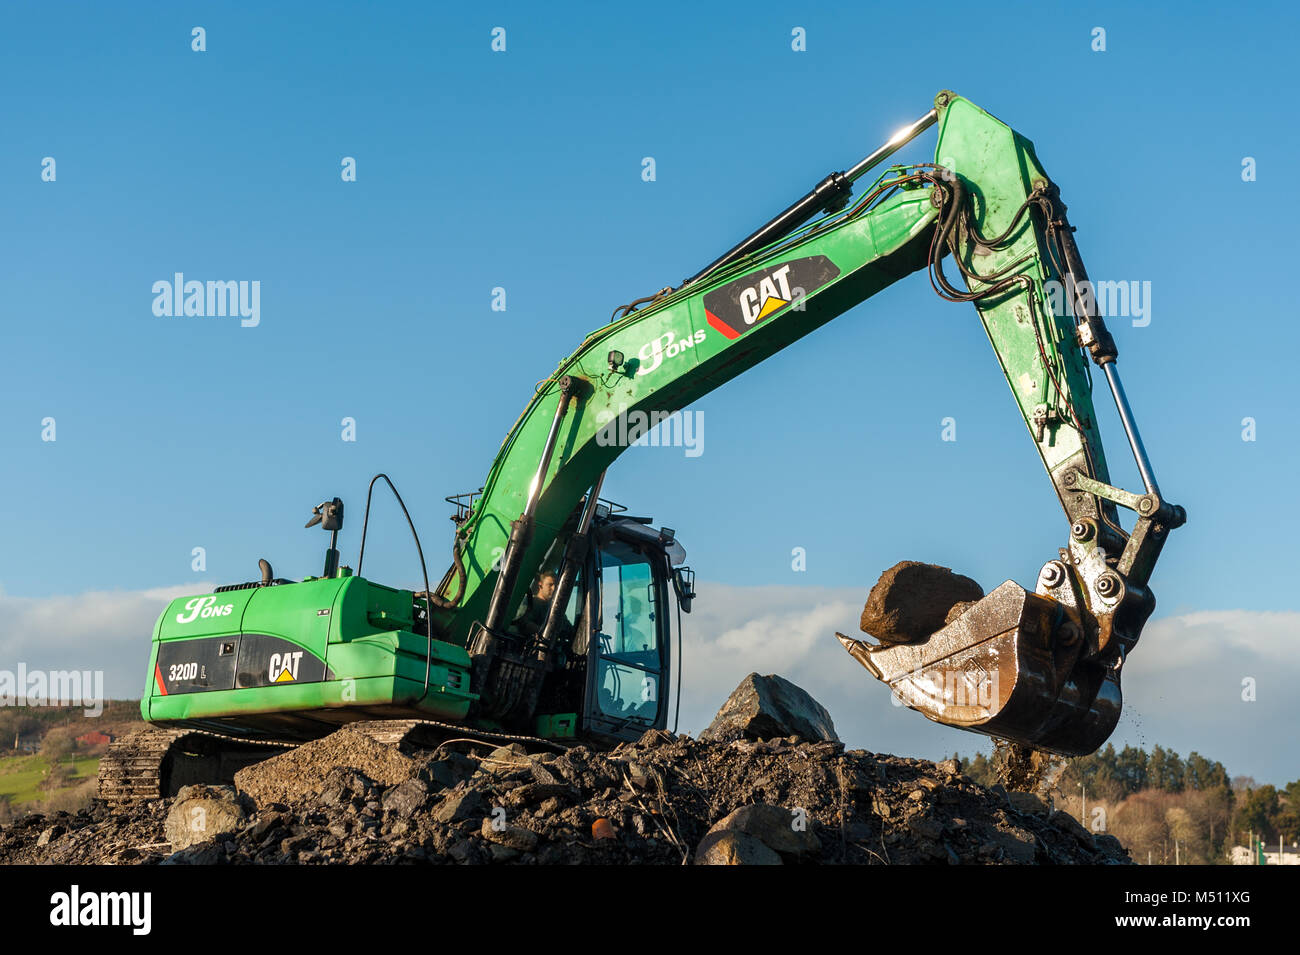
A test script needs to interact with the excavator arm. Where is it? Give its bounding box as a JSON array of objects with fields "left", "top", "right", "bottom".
[{"left": 431, "top": 91, "right": 1183, "bottom": 756}]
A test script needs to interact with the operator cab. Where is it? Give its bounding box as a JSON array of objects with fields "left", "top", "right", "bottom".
[{"left": 525, "top": 499, "right": 695, "bottom": 744}]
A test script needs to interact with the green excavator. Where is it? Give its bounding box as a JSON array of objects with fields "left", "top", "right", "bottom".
[{"left": 100, "top": 91, "right": 1184, "bottom": 804}]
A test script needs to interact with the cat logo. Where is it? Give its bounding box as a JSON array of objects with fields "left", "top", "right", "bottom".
[
  {"left": 739, "top": 264, "right": 794, "bottom": 325},
  {"left": 702, "top": 255, "right": 840, "bottom": 340},
  {"left": 269, "top": 651, "right": 304, "bottom": 684}
]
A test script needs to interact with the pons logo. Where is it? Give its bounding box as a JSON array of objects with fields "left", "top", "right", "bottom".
[
  {"left": 175, "top": 595, "right": 235, "bottom": 624},
  {"left": 637, "top": 328, "right": 706, "bottom": 375}
]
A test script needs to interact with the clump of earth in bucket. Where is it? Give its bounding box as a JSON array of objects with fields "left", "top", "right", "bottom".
[{"left": 859, "top": 560, "right": 984, "bottom": 645}]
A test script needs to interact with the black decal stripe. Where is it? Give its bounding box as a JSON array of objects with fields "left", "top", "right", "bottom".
[{"left": 701, "top": 255, "right": 841, "bottom": 338}]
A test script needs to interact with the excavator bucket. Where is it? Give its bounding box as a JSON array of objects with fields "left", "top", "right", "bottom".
[{"left": 837, "top": 580, "right": 1121, "bottom": 756}]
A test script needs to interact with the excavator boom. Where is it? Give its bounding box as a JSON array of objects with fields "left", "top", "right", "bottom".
[{"left": 442, "top": 91, "right": 1182, "bottom": 754}]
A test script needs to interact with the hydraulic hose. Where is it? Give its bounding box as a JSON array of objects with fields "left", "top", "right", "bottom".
[{"left": 355, "top": 473, "right": 437, "bottom": 695}]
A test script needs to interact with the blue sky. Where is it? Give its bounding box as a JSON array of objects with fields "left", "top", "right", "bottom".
[{"left": 2, "top": 2, "right": 1297, "bottom": 781}]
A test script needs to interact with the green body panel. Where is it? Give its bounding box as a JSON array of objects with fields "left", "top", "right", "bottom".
[
  {"left": 534, "top": 713, "right": 579, "bottom": 739},
  {"left": 144, "top": 675, "right": 473, "bottom": 725},
  {"left": 428, "top": 92, "right": 1106, "bottom": 648},
  {"left": 142, "top": 576, "right": 475, "bottom": 736},
  {"left": 157, "top": 588, "right": 256, "bottom": 640}
]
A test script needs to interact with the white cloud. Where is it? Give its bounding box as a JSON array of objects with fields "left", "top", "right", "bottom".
[
  {"left": 0, "top": 583, "right": 199, "bottom": 696},
  {"left": 1115, "top": 609, "right": 1300, "bottom": 783}
]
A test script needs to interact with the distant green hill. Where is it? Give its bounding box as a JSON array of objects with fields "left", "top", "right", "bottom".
[
  {"left": 0, "top": 701, "right": 145, "bottom": 819},
  {"left": 0, "top": 754, "right": 99, "bottom": 806}
]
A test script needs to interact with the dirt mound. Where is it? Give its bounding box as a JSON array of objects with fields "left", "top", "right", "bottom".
[
  {"left": 0, "top": 730, "right": 1128, "bottom": 865},
  {"left": 233, "top": 726, "right": 419, "bottom": 807},
  {"left": 0, "top": 673, "right": 1128, "bottom": 866}
]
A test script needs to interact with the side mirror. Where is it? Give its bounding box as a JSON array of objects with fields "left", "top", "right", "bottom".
[
  {"left": 672, "top": 566, "right": 696, "bottom": 614},
  {"left": 306, "top": 497, "right": 344, "bottom": 532},
  {"left": 306, "top": 497, "right": 344, "bottom": 578}
]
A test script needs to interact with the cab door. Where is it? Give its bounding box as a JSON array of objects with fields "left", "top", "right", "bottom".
[{"left": 582, "top": 535, "right": 670, "bottom": 740}]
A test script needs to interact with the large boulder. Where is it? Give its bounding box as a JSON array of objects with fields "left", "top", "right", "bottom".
[
  {"left": 859, "top": 561, "right": 984, "bottom": 645},
  {"left": 164, "top": 785, "right": 251, "bottom": 850},
  {"left": 701, "top": 673, "right": 838, "bottom": 743},
  {"left": 694, "top": 803, "right": 822, "bottom": 865}
]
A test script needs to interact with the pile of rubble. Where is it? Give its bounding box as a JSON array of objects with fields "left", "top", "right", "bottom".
[{"left": 0, "top": 673, "right": 1129, "bottom": 866}]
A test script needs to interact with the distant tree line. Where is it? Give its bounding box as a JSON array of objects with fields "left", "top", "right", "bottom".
[
  {"left": 1063, "top": 744, "right": 1231, "bottom": 800},
  {"left": 1230, "top": 780, "right": 1300, "bottom": 847},
  {"left": 0, "top": 700, "right": 141, "bottom": 750},
  {"left": 960, "top": 743, "right": 1230, "bottom": 799},
  {"left": 961, "top": 743, "right": 1300, "bottom": 860}
]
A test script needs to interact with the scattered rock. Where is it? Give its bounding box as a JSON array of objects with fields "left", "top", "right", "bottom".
[
  {"left": 0, "top": 678, "right": 1132, "bottom": 867},
  {"left": 477, "top": 744, "right": 532, "bottom": 777},
  {"left": 983, "top": 827, "right": 1039, "bottom": 864},
  {"left": 1094, "top": 833, "right": 1127, "bottom": 858},
  {"left": 163, "top": 842, "right": 227, "bottom": 865},
  {"left": 480, "top": 817, "right": 538, "bottom": 852},
  {"left": 382, "top": 779, "right": 430, "bottom": 816},
  {"left": 426, "top": 751, "right": 478, "bottom": 789},
  {"left": 909, "top": 817, "right": 945, "bottom": 841},
  {"left": 694, "top": 830, "right": 783, "bottom": 865},
  {"left": 488, "top": 843, "right": 521, "bottom": 863},
  {"left": 635, "top": 729, "right": 674, "bottom": 749},
  {"left": 447, "top": 839, "right": 478, "bottom": 864},
  {"left": 433, "top": 788, "right": 488, "bottom": 825},
  {"left": 699, "top": 803, "right": 821, "bottom": 861},
  {"left": 1049, "top": 809, "right": 1093, "bottom": 844}
]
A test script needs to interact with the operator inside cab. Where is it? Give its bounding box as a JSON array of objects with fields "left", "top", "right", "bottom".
[{"left": 513, "top": 571, "right": 557, "bottom": 639}]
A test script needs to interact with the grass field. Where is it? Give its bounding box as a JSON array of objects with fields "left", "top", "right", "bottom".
[{"left": 0, "top": 754, "right": 99, "bottom": 807}]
